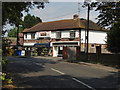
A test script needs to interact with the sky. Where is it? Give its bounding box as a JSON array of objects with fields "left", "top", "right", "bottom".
[
  {"left": 4, "top": 1, "right": 99, "bottom": 36},
  {"left": 26, "top": 2, "right": 99, "bottom": 22}
]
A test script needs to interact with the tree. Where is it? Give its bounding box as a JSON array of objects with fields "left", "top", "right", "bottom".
[
  {"left": 107, "top": 22, "right": 120, "bottom": 53},
  {"left": 8, "top": 14, "right": 42, "bottom": 37},
  {"left": 84, "top": 1, "right": 120, "bottom": 53},
  {"left": 1, "top": 2, "right": 47, "bottom": 87},
  {"left": 2, "top": 2, "right": 46, "bottom": 26},
  {"left": 8, "top": 27, "right": 25, "bottom": 37},
  {"left": 93, "top": 2, "right": 120, "bottom": 53},
  {"left": 2, "top": 1, "right": 48, "bottom": 49},
  {"left": 21, "top": 14, "right": 42, "bottom": 29},
  {"left": 89, "top": 1, "right": 120, "bottom": 27},
  {"left": 8, "top": 28, "right": 17, "bottom": 37}
]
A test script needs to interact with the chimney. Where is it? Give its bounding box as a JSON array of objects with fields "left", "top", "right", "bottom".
[{"left": 73, "top": 14, "right": 79, "bottom": 20}]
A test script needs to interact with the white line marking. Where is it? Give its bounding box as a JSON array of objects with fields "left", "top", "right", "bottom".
[
  {"left": 72, "top": 78, "right": 96, "bottom": 90},
  {"left": 51, "top": 68, "right": 65, "bottom": 75},
  {"left": 42, "top": 66, "right": 45, "bottom": 67},
  {"left": 35, "top": 63, "right": 45, "bottom": 67}
]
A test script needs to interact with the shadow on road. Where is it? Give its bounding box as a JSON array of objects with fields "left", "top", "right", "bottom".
[
  {"left": 7, "top": 56, "right": 59, "bottom": 74},
  {"left": 76, "top": 72, "right": 119, "bottom": 88},
  {"left": 11, "top": 74, "right": 86, "bottom": 88},
  {"left": 9, "top": 72, "right": 119, "bottom": 89},
  {"left": 6, "top": 56, "right": 119, "bottom": 89}
]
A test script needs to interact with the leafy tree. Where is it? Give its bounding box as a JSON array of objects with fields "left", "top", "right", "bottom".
[
  {"left": 8, "top": 14, "right": 42, "bottom": 37},
  {"left": 1, "top": 1, "right": 48, "bottom": 87},
  {"left": 2, "top": 2, "right": 46, "bottom": 26},
  {"left": 2, "top": 1, "right": 48, "bottom": 48},
  {"left": 107, "top": 22, "right": 120, "bottom": 53},
  {"left": 21, "top": 14, "right": 42, "bottom": 29},
  {"left": 83, "top": 1, "right": 120, "bottom": 53},
  {"left": 88, "top": 1, "right": 120, "bottom": 27},
  {"left": 8, "top": 28, "right": 17, "bottom": 37},
  {"left": 8, "top": 26, "right": 26, "bottom": 37},
  {"left": 92, "top": 2, "right": 120, "bottom": 53}
]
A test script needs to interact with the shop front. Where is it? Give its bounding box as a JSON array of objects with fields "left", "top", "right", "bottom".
[
  {"left": 51, "top": 41, "right": 80, "bottom": 59},
  {"left": 34, "top": 43, "right": 51, "bottom": 56}
]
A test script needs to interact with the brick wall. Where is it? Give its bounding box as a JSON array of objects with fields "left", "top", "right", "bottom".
[
  {"left": 51, "top": 38, "right": 80, "bottom": 42},
  {"left": 77, "top": 52, "right": 119, "bottom": 66},
  {"left": 24, "top": 39, "right": 51, "bottom": 43}
]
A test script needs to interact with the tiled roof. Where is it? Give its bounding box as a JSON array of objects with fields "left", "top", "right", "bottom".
[
  {"left": 23, "top": 18, "right": 108, "bottom": 32},
  {"left": 19, "top": 33, "right": 23, "bottom": 37},
  {"left": 5, "top": 37, "right": 23, "bottom": 46},
  {"left": 19, "top": 38, "right": 23, "bottom": 45}
]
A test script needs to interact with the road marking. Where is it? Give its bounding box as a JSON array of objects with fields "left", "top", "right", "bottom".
[
  {"left": 51, "top": 68, "right": 65, "bottom": 75},
  {"left": 35, "top": 63, "right": 45, "bottom": 67},
  {"left": 72, "top": 78, "right": 96, "bottom": 90}
]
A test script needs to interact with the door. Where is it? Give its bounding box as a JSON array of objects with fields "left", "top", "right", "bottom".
[
  {"left": 58, "top": 47, "right": 63, "bottom": 57},
  {"left": 63, "top": 46, "right": 67, "bottom": 59}
]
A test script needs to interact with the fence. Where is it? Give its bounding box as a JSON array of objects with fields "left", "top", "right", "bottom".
[{"left": 77, "top": 52, "right": 120, "bottom": 67}]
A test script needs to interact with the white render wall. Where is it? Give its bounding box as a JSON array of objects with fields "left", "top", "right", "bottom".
[
  {"left": 51, "top": 31, "right": 56, "bottom": 38},
  {"left": 81, "top": 29, "right": 107, "bottom": 44},
  {"left": 23, "top": 29, "right": 107, "bottom": 44},
  {"left": 27, "top": 33, "right": 31, "bottom": 39},
  {"left": 24, "top": 30, "right": 79, "bottom": 40},
  {"left": 24, "top": 33, "right": 31, "bottom": 40},
  {"left": 75, "top": 30, "right": 79, "bottom": 38},
  {"left": 51, "top": 30, "right": 79, "bottom": 38},
  {"left": 24, "top": 33, "right": 38, "bottom": 40},
  {"left": 53, "top": 46, "right": 58, "bottom": 57},
  {"left": 61, "top": 31, "right": 70, "bottom": 38}
]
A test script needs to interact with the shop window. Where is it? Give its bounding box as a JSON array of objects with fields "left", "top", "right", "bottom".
[
  {"left": 56, "top": 31, "right": 61, "bottom": 39},
  {"left": 70, "top": 31, "right": 75, "bottom": 39},
  {"left": 31, "top": 33, "right": 35, "bottom": 39}
]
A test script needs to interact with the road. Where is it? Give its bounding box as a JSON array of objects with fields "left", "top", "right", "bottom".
[{"left": 7, "top": 56, "right": 118, "bottom": 89}]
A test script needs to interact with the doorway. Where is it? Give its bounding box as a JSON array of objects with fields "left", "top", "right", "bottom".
[{"left": 58, "top": 47, "right": 63, "bottom": 57}]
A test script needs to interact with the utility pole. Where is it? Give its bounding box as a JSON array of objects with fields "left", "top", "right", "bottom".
[
  {"left": 78, "top": 2, "right": 80, "bottom": 17},
  {"left": 86, "top": 3, "right": 90, "bottom": 61},
  {"left": 16, "top": 25, "right": 19, "bottom": 50}
]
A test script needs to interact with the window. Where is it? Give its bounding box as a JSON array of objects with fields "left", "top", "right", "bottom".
[
  {"left": 91, "top": 44, "right": 95, "bottom": 48},
  {"left": 56, "top": 31, "right": 61, "bottom": 39},
  {"left": 25, "top": 34, "right": 27, "bottom": 39},
  {"left": 70, "top": 31, "right": 75, "bottom": 38},
  {"left": 31, "top": 33, "right": 35, "bottom": 39}
]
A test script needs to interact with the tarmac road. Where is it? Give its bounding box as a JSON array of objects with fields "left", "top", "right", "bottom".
[{"left": 7, "top": 56, "right": 118, "bottom": 89}]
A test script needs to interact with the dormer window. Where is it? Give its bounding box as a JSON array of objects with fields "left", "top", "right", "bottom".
[
  {"left": 56, "top": 31, "right": 61, "bottom": 39},
  {"left": 70, "top": 30, "right": 75, "bottom": 39}
]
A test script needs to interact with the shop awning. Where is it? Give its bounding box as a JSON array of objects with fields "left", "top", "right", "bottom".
[{"left": 34, "top": 43, "right": 50, "bottom": 48}]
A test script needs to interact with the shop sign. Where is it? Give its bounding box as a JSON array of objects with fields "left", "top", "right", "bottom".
[
  {"left": 34, "top": 43, "right": 50, "bottom": 47},
  {"left": 37, "top": 31, "right": 51, "bottom": 38}
]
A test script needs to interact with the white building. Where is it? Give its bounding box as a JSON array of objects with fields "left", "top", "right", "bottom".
[{"left": 23, "top": 15, "right": 109, "bottom": 58}]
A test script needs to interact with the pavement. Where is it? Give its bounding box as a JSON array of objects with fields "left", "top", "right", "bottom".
[
  {"left": 61, "top": 58, "right": 119, "bottom": 73},
  {"left": 78, "top": 62, "right": 119, "bottom": 72},
  {"left": 6, "top": 56, "right": 118, "bottom": 89}
]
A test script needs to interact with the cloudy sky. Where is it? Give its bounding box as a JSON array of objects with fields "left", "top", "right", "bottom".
[
  {"left": 5, "top": 1, "right": 99, "bottom": 36},
  {"left": 25, "top": 2, "right": 99, "bottom": 22}
]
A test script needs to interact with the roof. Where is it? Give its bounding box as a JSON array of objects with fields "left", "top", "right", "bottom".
[
  {"left": 5, "top": 37, "right": 23, "bottom": 46},
  {"left": 23, "top": 18, "right": 108, "bottom": 33},
  {"left": 18, "top": 33, "right": 23, "bottom": 37}
]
